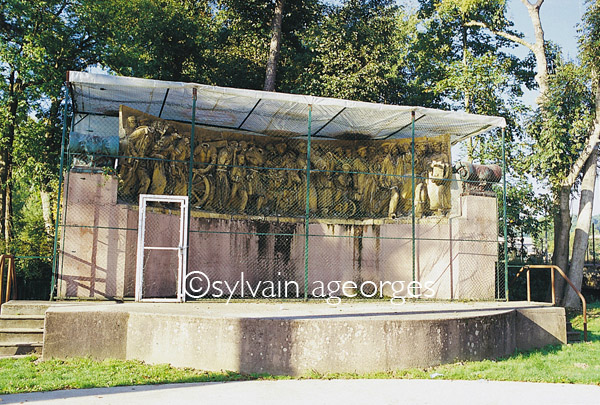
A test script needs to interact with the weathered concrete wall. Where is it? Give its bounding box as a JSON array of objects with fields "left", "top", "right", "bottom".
[
  {"left": 43, "top": 309, "right": 129, "bottom": 359},
  {"left": 515, "top": 307, "right": 567, "bottom": 351},
  {"left": 58, "top": 173, "right": 497, "bottom": 300},
  {"left": 42, "top": 303, "right": 566, "bottom": 376}
]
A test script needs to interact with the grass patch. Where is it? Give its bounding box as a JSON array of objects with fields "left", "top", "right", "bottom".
[
  {"left": 308, "top": 342, "right": 600, "bottom": 384},
  {"left": 1, "top": 303, "right": 599, "bottom": 394},
  {"left": 0, "top": 357, "right": 278, "bottom": 394}
]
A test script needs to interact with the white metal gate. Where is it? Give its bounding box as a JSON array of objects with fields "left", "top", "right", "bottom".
[{"left": 135, "top": 194, "right": 188, "bottom": 302}]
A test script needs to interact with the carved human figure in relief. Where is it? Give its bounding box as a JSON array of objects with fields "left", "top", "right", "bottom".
[
  {"left": 148, "top": 129, "right": 182, "bottom": 196},
  {"left": 266, "top": 143, "right": 301, "bottom": 215},
  {"left": 352, "top": 145, "right": 376, "bottom": 215},
  {"left": 313, "top": 151, "right": 335, "bottom": 216},
  {"left": 294, "top": 142, "right": 317, "bottom": 214},
  {"left": 229, "top": 152, "right": 249, "bottom": 212},
  {"left": 381, "top": 144, "right": 404, "bottom": 218},
  {"left": 426, "top": 153, "right": 451, "bottom": 216},
  {"left": 333, "top": 162, "right": 356, "bottom": 217},
  {"left": 120, "top": 122, "right": 154, "bottom": 197},
  {"left": 215, "top": 141, "right": 235, "bottom": 210},
  {"left": 245, "top": 146, "right": 267, "bottom": 212},
  {"left": 170, "top": 135, "right": 190, "bottom": 196},
  {"left": 192, "top": 142, "right": 218, "bottom": 208}
]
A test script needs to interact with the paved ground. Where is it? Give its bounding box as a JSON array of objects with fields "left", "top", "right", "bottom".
[{"left": 1, "top": 379, "right": 599, "bottom": 405}]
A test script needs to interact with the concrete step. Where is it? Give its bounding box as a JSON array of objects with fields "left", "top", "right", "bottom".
[
  {"left": 0, "top": 328, "right": 44, "bottom": 344},
  {"left": 0, "top": 342, "right": 43, "bottom": 356},
  {"left": 0, "top": 315, "right": 45, "bottom": 329},
  {"left": 1, "top": 300, "right": 120, "bottom": 316},
  {"left": 0, "top": 354, "right": 37, "bottom": 360},
  {"left": 0, "top": 301, "right": 53, "bottom": 316}
]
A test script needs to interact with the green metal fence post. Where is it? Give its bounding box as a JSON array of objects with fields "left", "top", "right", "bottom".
[
  {"left": 186, "top": 88, "right": 197, "bottom": 295},
  {"left": 50, "top": 82, "right": 70, "bottom": 300},
  {"left": 502, "top": 127, "right": 508, "bottom": 300},
  {"left": 304, "top": 105, "right": 313, "bottom": 301},
  {"left": 411, "top": 111, "right": 416, "bottom": 296},
  {"left": 545, "top": 222, "right": 549, "bottom": 263},
  {"left": 188, "top": 88, "right": 197, "bottom": 202},
  {"left": 593, "top": 222, "right": 596, "bottom": 269}
]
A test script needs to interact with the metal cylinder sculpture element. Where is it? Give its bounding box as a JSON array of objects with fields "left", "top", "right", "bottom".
[
  {"left": 68, "top": 131, "right": 120, "bottom": 169},
  {"left": 68, "top": 132, "right": 120, "bottom": 156},
  {"left": 454, "top": 161, "right": 502, "bottom": 196}
]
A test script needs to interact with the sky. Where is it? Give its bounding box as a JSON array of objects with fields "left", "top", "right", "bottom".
[
  {"left": 508, "top": 0, "right": 584, "bottom": 60},
  {"left": 507, "top": 0, "right": 585, "bottom": 103}
]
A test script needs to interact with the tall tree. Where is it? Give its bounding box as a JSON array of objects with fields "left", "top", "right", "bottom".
[
  {"left": 419, "top": 0, "right": 534, "bottom": 163},
  {"left": 456, "top": 0, "right": 600, "bottom": 306},
  {"left": 564, "top": 0, "right": 600, "bottom": 307},
  {"left": 216, "top": 0, "right": 321, "bottom": 91},
  {"left": 0, "top": 0, "right": 101, "bottom": 250},
  {"left": 264, "top": 0, "right": 285, "bottom": 91},
  {"left": 527, "top": 58, "right": 595, "bottom": 300}
]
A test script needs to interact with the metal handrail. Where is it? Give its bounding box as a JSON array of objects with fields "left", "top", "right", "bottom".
[
  {"left": 0, "top": 254, "right": 17, "bottom": 305},
  {"left": 515, "top": 264, "right": 587, "bottom": 342}
]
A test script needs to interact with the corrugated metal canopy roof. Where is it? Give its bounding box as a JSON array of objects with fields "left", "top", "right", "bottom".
[{"left": 68, "top": 71, "right": 506, "bottom": 144}]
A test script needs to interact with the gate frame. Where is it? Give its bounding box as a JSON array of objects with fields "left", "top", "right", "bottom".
[{"left": 135, "top": 194, "right": 189, "bottom": 302}]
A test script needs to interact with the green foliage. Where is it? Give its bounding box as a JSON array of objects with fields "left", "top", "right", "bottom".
[
  {"left": 580, "top": 0, "right": 600, "bottom": 75},
  {"left": 435, "top": 0, "right": 506, "bottom": 18},
  {"left": 527, "top": 61, "right": 594, "bottom": 192},
  {"left": 297, "top": 0, "right": 418, "bottom": 103},
  {"left": 500, "top": 179, "right": 551, "bottom": 258},
  {"left": 434, "top": 50, "right": 510, "bottom": 112},
  {"left": 78, "top": 0, "right": 217, "bottom": 82},
  {"left": 84, "top": 0, "right": 323, "bottom": 90},
  {"left": 1, "top": 0, "right": 104, "bottom": 259},
  {"left": 11, "top": 177, "right": 53, "bottom": 299},
  {"left": 417, "top": 0, "right": 534, "bottom": 166}
]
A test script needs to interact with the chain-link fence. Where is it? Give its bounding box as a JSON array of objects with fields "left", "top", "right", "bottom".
[
  {"left": 51, "top": 73, "right": 509, "bottom": 303},
  {"left": 0, "top": 256, "right": 52, "bottom": 302}
]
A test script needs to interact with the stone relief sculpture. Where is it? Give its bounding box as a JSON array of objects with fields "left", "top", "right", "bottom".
[{"left": 116, "top": 106, "right": 455, "bottom": 219}]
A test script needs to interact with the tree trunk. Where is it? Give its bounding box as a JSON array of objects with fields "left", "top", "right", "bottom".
[
  {"left": 462, "top": 24, "right": 475, "bottom": 160},
  {"left": 552, "top": 202, "right": 561, "bottom": 263},
  {"left": 564, "top": 148, "right": 597, "bottom": 307},
  {"left": 40, "top": 189, "right": 54, "bottom": 238},
  {"left": 263, "top": 0, "right": 285, "bottom": 92},
  {"left": 4, "top": 179, "right": 12, "bottom": 252},
  {"left": 40, "top": 98, "right": 61, "bottom": 239},
  {"left": 521, "top": 0, "right": 549, "bottom": 101},
  {"left": 2, "top": 72, "right": 19, "bottom": 252},
  {"left": 0, "top": 148, "right": 6, "bottom": 245},
  {"left": 552, "top": 185, "right": 571, "bottom": 303}
]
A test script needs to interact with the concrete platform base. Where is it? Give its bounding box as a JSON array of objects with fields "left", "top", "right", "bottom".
[{"left": 35, "top": 301, "right": 566, "bottom": 376}]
